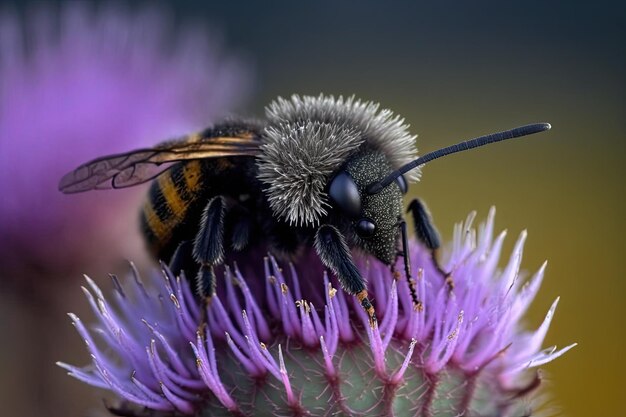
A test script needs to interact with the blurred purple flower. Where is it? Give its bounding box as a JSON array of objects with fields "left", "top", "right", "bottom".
[
  {"left": 59, "top": 209, "right": 575, "bottom": 416},
  {"left": 0, "top": 4, "right": 251, "bottom": 281}
]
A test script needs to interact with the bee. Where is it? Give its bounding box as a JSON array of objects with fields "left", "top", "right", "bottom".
[{"left": 59, "top": 95, "right": 550, "bottom": 325}]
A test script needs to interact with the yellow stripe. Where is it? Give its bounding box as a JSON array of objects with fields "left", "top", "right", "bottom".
[
  {"left": 158, "top": 172, "right": 186, "bottom": 218},
  {"left": 143, "top": 201, "right": 169, "bottom": 243},
  {"left": 183, "top": 160, "right": 202, "bottom": 192}
]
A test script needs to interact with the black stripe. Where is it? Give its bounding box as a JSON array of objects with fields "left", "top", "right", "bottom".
[
  {"left": 148, "top": 176, "right": 175, "bottom": 224},
  {"left": 169, "top": 163, "right": 195, "bottom": 202}
]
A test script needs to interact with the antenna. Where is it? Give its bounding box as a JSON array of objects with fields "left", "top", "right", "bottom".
[{"left": 366, "top": 123, "right": 551, "bottom": 195}]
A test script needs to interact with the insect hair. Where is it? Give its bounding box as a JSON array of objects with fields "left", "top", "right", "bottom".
[{"left": 257, "top": 94, "right": 418, "bottom": 226}]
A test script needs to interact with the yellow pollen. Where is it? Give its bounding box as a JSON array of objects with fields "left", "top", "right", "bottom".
[{"left": 328, "top": 284, "right": 337, "bottom": 298}]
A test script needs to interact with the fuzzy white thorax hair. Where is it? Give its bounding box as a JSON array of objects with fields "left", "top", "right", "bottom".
[{"left": 257, "top": 94, "right": 418, "bottom": 226}]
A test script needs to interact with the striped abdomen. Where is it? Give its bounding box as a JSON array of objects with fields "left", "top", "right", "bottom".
[{"left": 140, "top": 160, "right": 205, "bottom": 260}]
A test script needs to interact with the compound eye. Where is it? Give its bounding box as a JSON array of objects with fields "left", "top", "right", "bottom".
[
  {"left": 396, "top": 174, "right": 408, "bottom": 194},
  {"left": 356, "top": 218, "right": 376, "bottom": 238},
  {"left": 328, "top": 171, "right": 361, "bottom": 217}
]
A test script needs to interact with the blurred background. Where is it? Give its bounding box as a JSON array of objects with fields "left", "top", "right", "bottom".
[{"left": 0, "top": 1, "right": 623, "bottom": 416}]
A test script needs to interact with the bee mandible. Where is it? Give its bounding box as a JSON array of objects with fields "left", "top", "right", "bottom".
[{"left": 59, "top": 95, "right": 550, "bottom": 325}]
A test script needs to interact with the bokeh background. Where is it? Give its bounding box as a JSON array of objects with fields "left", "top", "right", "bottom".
[{"left": 0, "top": 1, "right": 623, "bottom": 416}]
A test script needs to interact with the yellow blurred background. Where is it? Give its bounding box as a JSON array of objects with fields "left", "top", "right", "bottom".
[{"left": 1, "top": 1, "right": 623, "bottom": 416}]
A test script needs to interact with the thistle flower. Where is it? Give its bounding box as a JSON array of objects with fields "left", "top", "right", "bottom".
[
  {"left": 0, "top": 4, "right": 250, "bottom": 282},
  {"left": 59, "top": 209, "right": 575, "bottom": 416}
]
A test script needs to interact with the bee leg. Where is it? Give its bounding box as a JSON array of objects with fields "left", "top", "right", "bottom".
[
  {"left": 398, "top": 220, "right": 423, "bottom": 311},
  {"left": 314, "top": 224, "right": 377, "bottom": 327},
  {"left": 407, "top": 198, "right": 454, "bottom": 291},
  {"left": 192, "top": 196, "right": 227, "bottom": 330},
  {"left": 168, "top": 240, "right": 197, "bottom": 279},
  {"left": 228, "top": 205, "right": 252, "bottom": 252}
]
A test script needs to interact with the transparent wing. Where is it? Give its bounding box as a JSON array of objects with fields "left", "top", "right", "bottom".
[{"left": 59, "top": 132, "right": 261, "bottom": 193}]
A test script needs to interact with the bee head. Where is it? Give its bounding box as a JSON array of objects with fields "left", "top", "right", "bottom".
[{"left": 328, "top": 150, "right": 407, "bottom": 264}]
